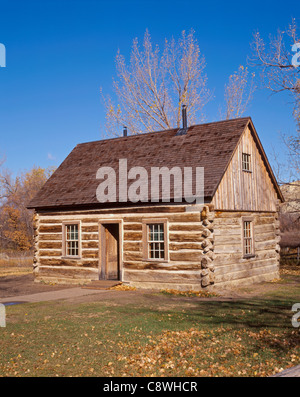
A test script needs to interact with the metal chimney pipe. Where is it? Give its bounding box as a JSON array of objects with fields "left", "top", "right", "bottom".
[
  {"left": 123, "top": 126, "right": 127, "bottom": 137},
  {"left": 175, "top": 105, "right": 188, "bottom": 136},
  {"left": 182, "top": 105, "right": 187, "bottom": 130}
]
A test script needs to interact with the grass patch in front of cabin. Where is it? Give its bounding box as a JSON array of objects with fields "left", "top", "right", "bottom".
[
  {"left": 0, "top": 274, "right": 299, "bottom": 377},
  {"left": 0, "top": 258, "right": 33, "bottom": 277},
  {"left": 160, "top": 288, "right": 219, "bottom": 298},
  {"left": 0, "top": 252, "right": 33, "bottom": 277}
]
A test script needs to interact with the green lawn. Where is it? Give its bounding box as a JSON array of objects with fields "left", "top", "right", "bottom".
[{"left": 0, "top": 275, "right": 299, "bottom": 377}]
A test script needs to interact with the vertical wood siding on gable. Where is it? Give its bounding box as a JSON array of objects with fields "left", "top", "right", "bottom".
[{"left": 212, "top": 127, "right": 278, "bottom": 211}]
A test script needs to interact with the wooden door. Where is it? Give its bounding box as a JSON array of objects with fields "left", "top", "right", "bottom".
[{"left": 103, "top": 224, "right": 119, "bottom": 280}]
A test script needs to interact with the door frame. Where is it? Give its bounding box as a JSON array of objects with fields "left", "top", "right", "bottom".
[{"left": 98, "top": 219, "right": 123, "bottom": 280}]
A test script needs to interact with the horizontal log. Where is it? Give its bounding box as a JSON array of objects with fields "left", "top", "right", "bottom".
[
  {"left": 39, "top": 258, "right": 98, "bottom": 267},
  {"left": 168, "top": 223, "right": 203, "bottom": 232},
  {"left": 214, "top": 235, "right": 242, "bottom": 245},
  {"left": 254, "top": 232, "right": 276, "bottom": 242},
  {"left": 81, "top": 250, "right": 98, "bottom": 259},
  {"left": 39, "top": 241, "right": 62, "bottom": 249},
  {"left": 169, "top": 251, "right": 202, "bottom": 262},
  {"left": 39, "top": 219, "right": 62, "bottom": 224},
  {"left": 123, "top": 231, "right": 142, "bottom": 241},
  {"left": 213, "top": 218, "right": 241, "bottom": 226},
  {"left": 81, "top": 218, "right": 107, "bottom": 223},
  {"left": 169, "top": 242, "right": 203, "bottom": 251},
  {"left": 38, "top": 266, "right": 98, "bottom": 279},
  {"left": 215, "top": 257, "right": 278, "bottom": 276},
  {"left": 214, "top": 243, "right": 241, "bottom": 254},
  {"left": 122, "top": 216, "right": 142, "bottom": 223},
  {"left": 169, "top": 232, "right": 204, "bottom": 243},
  {"left": 214, "top": 225, "right": 241, "bottom": 234},
  {"left": 255, "top": 216, "right": 276, "bottom": 225},
  {"left": 81, "top": 233, "right": 98, "bottom": 241},
  {"left": 123, "top": 261, "right": 202, "bottom": 271},
  {"left": 123, "top": 223, "right": 143, "bottom": 231},
  {"left": 124, "top": 269, "right": 201, "bottom": 283},
  {"left": 214, "top": 271, "right": 279, "bottom": 288},
  {"left": 254, "top": 249, "right": 278, "bottom": 260},
  {"left": 168, "top": 213, "right": 201, "bottom": 223},
  {"left": 215, "top": 211, "right": 276, "bottom": 219},
  {"left": 123, "top": 242, "right": 142, "bottom": 252},
  {"left": 122, "top": 212, "right": 201, "bottom": 223},
  {"left": 39, "top": 225, "right": 62, "bottom": 233},
  {"left": 119, "top": 206, "right": 186, "bottom": 214},
  {"left": 82, "top": 225, "right": 98, "bottom": 233},
  {"left": 39, "top": 233, "right": 62, "bottom": 241},
  {"left": 255, "top": 240, "right": 277, "bottom": 251},
  {"left": 82, "top": 241, "right": 99, "bottom": 249},
  {"left": 214, "top": 249, "right": 278, "bottom": 266},
  {"left": 123, "top": 251, "right": 143, "bottom": 262},
  {"left": 254, "top": 224, "right": 275, "bottom": 233},
  {"left": 39, "top": 250, "right": 62, "bottom": 257},
  {"left": 214, "top": 263, "right": 278, "bottom": 284}
]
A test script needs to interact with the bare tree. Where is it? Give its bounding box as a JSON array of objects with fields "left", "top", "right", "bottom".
[
  {"left": 250, "top": 18, "right": 300, "bottom": 182},
  {"left": 101, "top": 30, "right": 211, "bottom": 135},
  {"left": 250, "top": 20, "right": 300, "bottom": 252},
  {"left": 250, "top": 19, "right": 299, "bottom": 106},
  {"left": 224, "top": 65, "right": 256, "bottom": 119}
]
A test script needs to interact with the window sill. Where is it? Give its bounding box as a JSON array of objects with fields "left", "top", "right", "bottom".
[
  {"left": 142, "top": 258, "right": 169, "bottom": 263},
  {"left": 61, "top": 256, "right": 81, "bottom": 260},
  {"left": 242, "top": 169, "right": 252, "bottom": 173},
  {"left": 243, "top": 254, "right": 256, "bottom": 259}
]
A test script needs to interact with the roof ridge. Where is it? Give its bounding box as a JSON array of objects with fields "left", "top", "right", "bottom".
[{"left": 77, "top": 117, "right": 251, "bottom": 147}]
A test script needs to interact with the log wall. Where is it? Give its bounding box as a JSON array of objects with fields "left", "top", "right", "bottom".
[
  {"left": 213, "top": 210, "right": 280, "bottom": 288},
  {"left": 34, "top": 205, "right": 214, "bottom": 288},
  {"left": 33, "top": 204, "right": 280, "bottom": 289}
]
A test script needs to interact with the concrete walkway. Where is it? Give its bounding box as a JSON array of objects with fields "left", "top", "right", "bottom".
[
  {"left": 0, "top": 287, "right": 107, "bottom": 304},
  {"left": 271, "top": 364, "right": 300, "bottom": 377}
]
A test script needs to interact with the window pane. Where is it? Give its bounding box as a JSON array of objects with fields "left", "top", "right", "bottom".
[
  {"left": 243, "top": 221, "right": 252, "bottom": 255},
  {"left": 148, "top": 224, "right": 165, "bottom": 259},
  {"left": 242, "top": 153, "right": 251, "bottom": 171},
  {"left": 148, "top": 224, "right": 164, "bottom": 242},
  {"left": 65, "top": 224, "right": 79, "bottom": 256},
  {"left": 244, "top": 221, "right": 251, "bottom": 238}
]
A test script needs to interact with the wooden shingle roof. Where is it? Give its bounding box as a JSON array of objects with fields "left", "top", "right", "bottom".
[{"left": 28, "top": 117, "right": 277, "bottom": 210}]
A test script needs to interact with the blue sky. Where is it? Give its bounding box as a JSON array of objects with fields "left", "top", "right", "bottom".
[{"left": 0, "top": 0, "right": 299, "bottom": 176}]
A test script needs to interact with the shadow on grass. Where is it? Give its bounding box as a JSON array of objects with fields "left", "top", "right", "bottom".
[{"left": 178, "top": 299, "right": 295, "bottom": 328}]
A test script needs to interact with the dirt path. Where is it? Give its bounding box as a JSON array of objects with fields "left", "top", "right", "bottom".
[
  {"left": 0, "top": 272, "right": 298, "bottom": 305},
  {"left": 0, "top": 274, "right": 75, "bottom": 298}
]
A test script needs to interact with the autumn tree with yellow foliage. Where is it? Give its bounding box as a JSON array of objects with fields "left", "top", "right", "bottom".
[{"left": 0, "top": 165, "right": 54, "bottom": 251}]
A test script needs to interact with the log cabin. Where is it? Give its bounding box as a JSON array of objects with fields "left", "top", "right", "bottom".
[{"left": 27, "top": 116, "right": 284, "bottom": 290}]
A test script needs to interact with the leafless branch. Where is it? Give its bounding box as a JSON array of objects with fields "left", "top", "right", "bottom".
[{"left": 101, "top": 30, "right": 211, "bottom": 136}]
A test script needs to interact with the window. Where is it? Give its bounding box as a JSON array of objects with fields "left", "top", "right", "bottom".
[
  {"left": 243, "top": 219, "right": 254, "bottom": 258},
  {"left": 142, "top": 219, "right": 168, "bottom": 261},
  {"left": 242, "top": 153, "right": 251, "bottom": 172},
  {"left": 148, "top": 223, "right": 165, "bottom": 259},
  {"left": 63, "top": 222, "right": 81, "bottom": 257}
]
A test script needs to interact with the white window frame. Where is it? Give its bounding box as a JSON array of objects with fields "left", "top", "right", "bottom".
[
  {"left": 62, "top": 221, "right": 81, "bottom": 258},
  {"left": 142, "top": 219, "right": 169, "bottom": 262}
]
